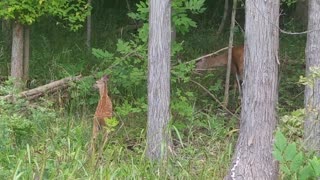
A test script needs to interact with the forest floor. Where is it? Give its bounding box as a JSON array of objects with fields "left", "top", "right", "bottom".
[{"left": 0, "top": 10, "right": 307, "bottom": 179}]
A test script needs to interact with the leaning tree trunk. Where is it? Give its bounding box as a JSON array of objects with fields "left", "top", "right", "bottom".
[
  {"left": 304, "top": 0, "right": 320, "bottom": 155},
  {"left": 11, "top": 21, "right": 24, "bottom": 90},
  {"left": 225, "top": 0, "right": 280, "bottom": 179},
  {"left": 223, "top": 0, "right": 237, "bottom": 107},
  {"left": 146, "top": 0, "right": 172, "bottom": 161}
]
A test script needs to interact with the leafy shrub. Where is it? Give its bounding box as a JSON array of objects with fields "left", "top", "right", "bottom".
[
  {"left": 273, "top": 130, "right": 320, "bottom": 180},
  {"left": 279, "top": 109, "right": 304, "bottom": 140}
]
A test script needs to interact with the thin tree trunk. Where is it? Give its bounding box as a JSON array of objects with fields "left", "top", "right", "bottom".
[
  {"left": 147, "top": 0, "right": 172, "bottom": 161},
  {"left": 294, "top": 0, "right": 308, "bottom": 28},
  {"left": 86, "top": 0, "right": 92, "bottom": 50},
  {"left": 223, "top": 0, "right": 237, "bottom": 107},
  {"left": 2, "top": 19, "right": 12, "bottom": 50},
  {"left": 11, "top": 22, "right": 24, "bottom": 90},
  {"left": 225, "top": 0, "right": 280, "bottom": 179},
  {"left": 23, "top": 26, "right": 30, "bottom": 82},
  {"left": 304, "top": 0, "right": 320, "bottom": 155},
  {"left": 217, "top": 0, "right": 229, "bottom": 35}
]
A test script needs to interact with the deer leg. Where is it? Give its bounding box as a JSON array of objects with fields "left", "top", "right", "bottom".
[
  {"left": 90, "top": 118, "right": 100, "bottom": 154},
  {"left": 236, "top": 74, "right": 242, "bottom": 97}
]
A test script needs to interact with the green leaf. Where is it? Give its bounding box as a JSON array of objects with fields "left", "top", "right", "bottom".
[
  {"left": 92, "top": 48, "right": 114, "bottom": 59},
  {"left": 299, "top": 165, "right": 314, "bottom": 180},
  {"left": 274, "top": 131, "right": 288, "bottom": 152},
  {"left": 309, "top": 157, "right": 320, "bottom": 176},
  {"left": 105, "top": 117, "right": 119, "bottom": 128},
  {"left": 273, "top": 148, "right": 284, "bottom": 162},
  {"left": 290, "top": 152, "right": 303, "bottom": 172},
  {"left": 284, "top": 142, "right": 297, "bottom": 161}
]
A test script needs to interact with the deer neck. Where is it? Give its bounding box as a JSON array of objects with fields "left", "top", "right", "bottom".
[{"left": 99, "top": 85, "right": 108, "bottom": 99}]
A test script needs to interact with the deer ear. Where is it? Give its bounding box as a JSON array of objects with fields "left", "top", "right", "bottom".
[{"left": 103, "top": 75, "right": 109, "bottom": 81}]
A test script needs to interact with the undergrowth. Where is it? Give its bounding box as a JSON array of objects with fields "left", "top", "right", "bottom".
[{"left": 0, "top": 1, "right": 312, "bottom": 179}]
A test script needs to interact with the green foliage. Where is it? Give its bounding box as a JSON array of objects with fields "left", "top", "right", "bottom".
[
  {"left": 299, "top": 67, "right": 320, "bottom": 88},
  {"left": 273, "top": 130, "right": 320, "bottom": 180},
  {"left": 0, "top": 0, "right": 43, "bottom": 24},
  {"left": 128, "top": 0, "right": 206, "bottom": 35},
  {"left": 0, "top": 0, "right": 90, "bottom": 30},
  {"left": 279, "top": 109, "right": 304, "bottom": 140},
  {"left": 281, "top": 0, "right": 297, "bottom": 7},
  {"left": 91, "top": 0, "right": 204, "bottom": 122}
]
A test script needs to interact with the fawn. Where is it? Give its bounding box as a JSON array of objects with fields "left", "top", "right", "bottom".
[{"left": 91, "top": 75, "right": 112, "bottom": 157}]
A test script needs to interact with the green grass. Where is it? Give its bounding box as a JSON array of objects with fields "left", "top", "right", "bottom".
[
  {"left": 0, "top": 7, "right": 308, "bottom": 179},
  {"left": 0, "top": 95, "right": 238, "bottom": 179}
]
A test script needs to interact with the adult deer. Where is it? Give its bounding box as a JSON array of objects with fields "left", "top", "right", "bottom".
[{"left": 196, "top": 46, "right": 244, "bottom": 95}]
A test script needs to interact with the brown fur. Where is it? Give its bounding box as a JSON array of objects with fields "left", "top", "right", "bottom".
[
  {"left": 91, "top": 75, "right": 113, "bottom": 155},
  {"left": 196, "top": 46, "right": 244, "bottom": 79},
  {"left": 94, "top": 75, "right": 112, "bottom": 129}
]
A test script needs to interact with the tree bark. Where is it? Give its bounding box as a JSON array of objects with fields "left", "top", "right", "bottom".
[
  {"left": 304, "top": 0, "right": 320, "bottom": 155},
  {"left": 11, "top": 21, "right": 24, "bottom": 90},
  {"left": 1, "top": 75, "right": 82, "bottom": 101},
  {"left": 223, "top": 0, "right": 237, "bottom": 107},
  {"left": 217, "top": 0, "right": 229, "bottom": 35},
  {"left": 147, "top": 0, "right": 172, "bottom": 161},
  {"left": 2, "top": 19, "right": 12, "bottom": 49},
  {"left": 226, "top": 0, "right": 280, "bottom": 179},
  {"left": 86, "top": 0, "right": 92, "bottom": 50},
  {"left": 294, "top": 0, "right": 308, "bottom": 28},
  {"left": 23, "top": 26, "right": 30, "bottom": 82}
]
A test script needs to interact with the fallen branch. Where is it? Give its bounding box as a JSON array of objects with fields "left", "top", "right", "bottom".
[{"left": 1, "top": 75, "right": 82, "bottom": 101}]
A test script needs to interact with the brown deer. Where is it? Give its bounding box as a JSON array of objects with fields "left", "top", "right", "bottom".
[
  {"left": 196, "top": 46, "right": 244, "bottom": 95},
  {"left": 91, "top": 75, "right": 112, "bottom": 155}
]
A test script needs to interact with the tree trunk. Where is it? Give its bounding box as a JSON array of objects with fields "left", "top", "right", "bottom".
[
  {"left": 147, "top": 0, "right": 172, "bottom": 161},
  {"left": 86, "top": 0, "right": 92, "bottom": 50},
  {"left": 2, "top": 19, "right": 12, "bottom": 50},
  {"left": 223, "top": 0, "right": 237, "bottom": 107},
  {"left": 226, "top": 0, "right": 280, "bottom": 179},
  {"left": 217, "top": 0, "right": 229, "bottom": 35},
  {"left": 304, "top": 0, "right": 320, "bottom": 155},
  {"left": 294, "top": 0, "right": 308, "bottom": 28},
  {"left": 23, "top": 26, "right": 30, "bottom": 82},
  {"left": 11, "top": 22, "right": 24, "bottom": 90}
]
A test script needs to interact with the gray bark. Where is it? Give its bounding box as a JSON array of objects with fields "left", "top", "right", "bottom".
[
  {"left": 304, "top": 0, "right": 320, "bottom": 154},
  {"left": 294, "top": 0, "right": 308, "bottom": 28},
  {"left": 226, "top": 0, "right": 280, "bottom": 179},
  {"left": 2, "top": 19, "right": 12, "bottom": 51},
  {"left": 223, "top": 0, "right": 237, "bottom": 106},
  {"left": 217, "top": 0, "right": 229, "bottom": 35},
  {"left": 86, "top": 0, "right": 92, "bottom": 50},
  {"left": 147, "top": 0, "right": 172, "bottom": 161},
  {"left": 11, "top": 22, "right": 24, "bottom": 90},
  {"left": 23, "top": 26, "right": 30, "bottom": 82}
]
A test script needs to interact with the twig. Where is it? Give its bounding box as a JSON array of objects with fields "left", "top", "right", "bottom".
[
  {"left": 191, "top": 80, "right": 239, "bottom": 120},
  {"left": 186, "top": 46, "right": 230, "bottom": 64}
]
